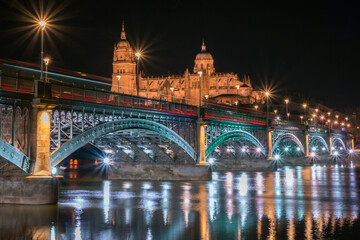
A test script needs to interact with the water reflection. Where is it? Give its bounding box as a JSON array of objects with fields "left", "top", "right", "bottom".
[{"left": 0, "top": 167, "right": 360, "bottom": 239}]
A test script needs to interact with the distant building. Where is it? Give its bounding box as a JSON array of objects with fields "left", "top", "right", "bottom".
[{"left": 112, "top": 22, "right": 264, "bottom": 106}]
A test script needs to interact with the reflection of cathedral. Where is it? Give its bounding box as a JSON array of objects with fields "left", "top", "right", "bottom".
[{"left": 112, "top": 22, "right": 263, "bottom": 106}]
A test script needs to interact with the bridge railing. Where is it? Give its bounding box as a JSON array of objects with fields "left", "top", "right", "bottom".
[
  {"left": 51, "top": 84, "right": 197, "bottom": 116},
  {"left": 0, "top": 71, "right": 33, "bottom": 94},
  {"left": 203, "top": 107, "right": 267, "bottom": 126}
]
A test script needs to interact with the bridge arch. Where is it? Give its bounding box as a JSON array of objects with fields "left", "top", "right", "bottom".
[
  {"left": 272, "top": 133, "right": 305, "bottom": 155},
  {"left": 205, "top": 130, "right": 265, "bottom": 158},
  {"left": 309, "top": 135, "right": 329, "bottom": 152},
  {"left": 0, "top": 139, "right": 31, "bottom": 173},
  {"left": 50, "top": 118, "right": 196, "bottom": 167},
  {"left": 332, "top": 137, "right": 346, "bottom": 150}
]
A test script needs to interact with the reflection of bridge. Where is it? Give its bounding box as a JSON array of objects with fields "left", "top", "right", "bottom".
[{"left": 0, "top": 59, "right": 354, "bottom": 175}]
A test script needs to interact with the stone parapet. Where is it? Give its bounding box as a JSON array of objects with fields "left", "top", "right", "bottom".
[
  {"left": 108, "top": 163, "right": 211, "bottom": 181},
  {"left": 0, "top": 176, "right": 58, "bottom": 204}
]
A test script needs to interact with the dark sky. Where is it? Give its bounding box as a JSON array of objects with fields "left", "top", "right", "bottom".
[{"left": 1, "top": 0, "right": 360, "bottom": 110}]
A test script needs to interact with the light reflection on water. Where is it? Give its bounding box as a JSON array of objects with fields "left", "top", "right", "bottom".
[{"left": 0, "top": 167, "right": 360, "bottom": 239}]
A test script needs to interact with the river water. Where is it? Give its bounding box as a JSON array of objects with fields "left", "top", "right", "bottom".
[{"left": 1, "top": 165, "right": 360, "bottom": 239}]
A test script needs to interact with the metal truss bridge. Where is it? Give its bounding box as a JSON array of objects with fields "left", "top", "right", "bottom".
[{"left": 0, "top": 59, "right": 353, "bottom": 174}]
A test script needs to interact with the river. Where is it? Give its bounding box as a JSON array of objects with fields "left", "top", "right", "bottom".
[{"left": 1, "top": 165, "right": 359, "bottom": 239}]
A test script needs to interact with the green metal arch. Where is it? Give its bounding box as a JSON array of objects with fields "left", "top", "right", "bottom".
[
  {"left": 310, "top": 135, "right": 329, "bottom": 152},
  {"left": 332, "top": 137, "right": 346, "bottom": 150},
  {"left": 50, "top": 118, "right": 196, "bottom": 167},
  {"left": 0, "top": 139, "right": 31, "bottom": 173},
  {"left": 205, "top": 130, "right": 265, "bottom": 158},
  {"left": 272, "top": 133, "right": 305, "bottom": 154}
]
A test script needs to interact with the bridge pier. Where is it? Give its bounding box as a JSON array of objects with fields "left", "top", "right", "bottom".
[
  {"left": 305, "top": 131, "right": 310, "bottom": 157},
  {"left": 329, "top": 135, "right": 333, "bottom": 155},
  {"left": 267, "top": 129, "right": 274, "bottom": 160},
  {"left": 30, "top": 107, "right": 52, "bottom": 175},
  {"left": 198, "top": 123, "right": 207, "bottom": 164},
  {"left": 2, "top": 103, "right": 59, "bottom": 205}
]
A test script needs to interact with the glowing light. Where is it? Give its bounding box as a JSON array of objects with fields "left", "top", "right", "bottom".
[
  {"left": 104, "top": 149, "right": 113, "bottom": 154},
  {"left": 123, "top": 149, "right": 132, "bottom": 154},
  {"left": 334, "top": 151, "right": 339, "bottom": 156},
  {"left": 144, "top": 149, "right": 152, "bottom": 154},
  {"left": 208, "top": 158, "right": 215, "bottom": 165},
  {"left": 284, "top": 147, "right": 289, "bottom": 151},
  {"left": 39, "top": 20, "right": 47, "bottom": 27},
  {"left": 41, "top": 111, "right": 49, "bottom": 125},
  {"left": 303, "top": 104, "right": 307, "bottom": 108},
  {"left": 103, "top": 157, "right": 110, "bottom": 164},
  {"left": 241, "top": 147, "right": 246, "bottom": 152},
  {"left": 349, "top": 149, "right": 354, "bottom": 154},
  {"left": 285, "top": 99, "right": 289, "bottom": 104},
  {"left": 296, "top": 147, "right": 301, "bottom": 151},
  {"left": 256, "top": 147, "right": 261, "bottom": 152},
  {"left": 51, "top": 167, "right": 57, "bottom": 175},
  {"left": 310, "top": 152, "right": 316, "bottom": 157},
  {"left": 312, "top": 147, "right": 316, "bottom": 151},
  {"left": 135, "top": 52, "right": 141, "bottom": 59},
  {"left": 274, "top": 154, "right": 280, "bottom": 160},
  {"left": 43, "top": 57, "right": 50, "bottom": 65},
  {"left": 322, "top": 147, "right": 326, "bottom": 151},
  {"left": 254, "top": 105, "right": 259, "bottom": 110}
]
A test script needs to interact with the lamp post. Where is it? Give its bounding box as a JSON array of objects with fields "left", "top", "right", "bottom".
[
  {"left": 303, "top": 104, "right": 307, "bottom": 118},
  {"left": 135, "top": 52, "right": 141, "bottom": 96},
  {"left": 287, "top": 112, "right": 290, "bottom": 121},
  {"left": 265, "top": 92, "right": 270, "bottom": 128},
  {"left": 198, "top": 71, "right": 203, "bottom": 108},
  {"left": 300, "top": 115, "right": 304, "bottom": 124},
  {"left": 44, "top": 58, "right": 50, "bottom": 82},
  {"left": 116, "top": 75, "right": 121, "bottom": 93},
  {"left": 116, "top": 75, "right": 121, "bottom": 105},
  {"left": 205, "top": 94, "right": 209, "bottom": 107},
  {"left": 39, "top": 21, "right": 46, "bottom": 80},
  {"left": 42, "top": 57, "right": 50, "bottom": 98},
  {"left": 284, "top": 98, "right": 289, "bottom": 119},
  {"left": 235, "top": 84, "right": 240, "bottom": 112},
  {"left": 170, "top": 87, "right": 174, "bottom": 102}
]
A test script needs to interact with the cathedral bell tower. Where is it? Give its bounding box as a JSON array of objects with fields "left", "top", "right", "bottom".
[{"left": 112, "top": 21, "right": 136, "bottom": 95}]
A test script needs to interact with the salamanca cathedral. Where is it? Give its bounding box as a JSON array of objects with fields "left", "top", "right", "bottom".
[{"left": 112, "top": 22, "right": 264, "bottom": 106}]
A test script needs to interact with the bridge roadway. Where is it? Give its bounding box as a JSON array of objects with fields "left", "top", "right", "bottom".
[{"left": 0, "top": 59, "right": 354, "bottom": 204}]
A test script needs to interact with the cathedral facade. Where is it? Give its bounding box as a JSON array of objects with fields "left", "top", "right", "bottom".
[{"left": 112, "top": 23, "right": 263, "bottom": 106}]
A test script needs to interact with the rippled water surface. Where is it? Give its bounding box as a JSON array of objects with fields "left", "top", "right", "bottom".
[{"left": 1, "top": 166, "right": 360, "bottom": 239}]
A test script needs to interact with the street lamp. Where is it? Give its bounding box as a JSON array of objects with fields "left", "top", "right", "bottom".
[
  {"left": 254, "top": 105, "right": 259, "bottom": 110},
  {"left": 39, "top": 20, "right": 47, "bottom": 80},
  {"left": 135, "top": 52, "right": 141, "bottom": 96},
  {"left": 303, "top": 104, "right": 307, "bottom": 118},
  {"left": 300, "top": 115, "right": 303, "bottom": 124},
  {"left": 264, "top": 92, "right": 270, "bottom": 128},
  {"left": 235, "top": 84, "right": 240, "bottom": 112},
  {"left": 116, "top": 75, "right": 121, "bottom": 93},
  {"left": 170, "top": 87, "right": 174, "bottom": 102},
  {"left": 205, "top": 94, "right": 209, "bottom": 107},
  {"left": 198, "top": 71, "right": 203, "bottom": 107},
  {"left": 284, "top": 98, "right": 289, "bottom": 118},
  {"left": 287, "top": 112, "right": 290, "bottom": 121},
  {"left": 43, "top": 58, "right": 50, "bottom": 82}
]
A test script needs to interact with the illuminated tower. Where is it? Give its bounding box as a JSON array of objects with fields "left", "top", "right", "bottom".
[
  {"left": 193, "top": 40, "right": 215, "bottom": 75},
  {"left": 112, "top": 21, "right": 136, "bottom": 95}
]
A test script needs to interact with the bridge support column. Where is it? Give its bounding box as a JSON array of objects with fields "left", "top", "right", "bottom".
[
  {"left": 351, "top": 137, "right": 355, "bottom": 150},
  {"left": 267, "top": 129, "right": 274, "bottom": 160},
  {"left": 30, "top": 107, "right": 52, "bottom": 175},
  {"left": 329, "top": 135, "right": 333, "bottom": 155},
  {"left": 305, "top": 132, "right": 310, "bottom": 157},
  {"left": 198, "top": 123, "right": 207, "bottom": 164}
]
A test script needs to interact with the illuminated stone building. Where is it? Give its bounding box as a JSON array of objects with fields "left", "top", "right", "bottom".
[{"left": 112, "top": 22, "right": 263, "bottom": 106}]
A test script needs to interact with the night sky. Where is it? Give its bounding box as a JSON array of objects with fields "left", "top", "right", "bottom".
[{"left": 1, "top": 0, "right": 360, "bottom": 110}]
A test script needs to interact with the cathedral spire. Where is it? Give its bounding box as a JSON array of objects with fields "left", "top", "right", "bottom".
[
  {"left": 201, "top": 39, "right": 206, "bottom": 52},
  {"left": 121, "top": 20, "right": 126, "bottom": 40}
]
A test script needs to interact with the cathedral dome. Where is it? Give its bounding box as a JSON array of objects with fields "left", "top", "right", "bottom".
[
  {"left": 117, "top": 39, "right": 131, "bottom": 48},
  {"left": 195, "top": 41, "right": 213, "bottom": 60}
]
